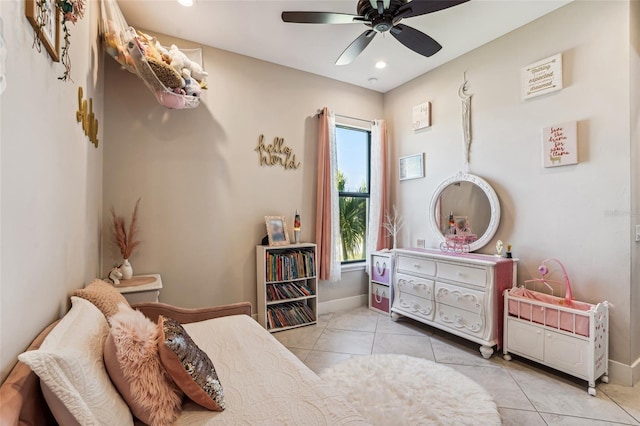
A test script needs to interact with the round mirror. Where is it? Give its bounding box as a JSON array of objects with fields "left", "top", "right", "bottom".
[{"left": 428, "top": 173, "right": 500, "bottom": 252}]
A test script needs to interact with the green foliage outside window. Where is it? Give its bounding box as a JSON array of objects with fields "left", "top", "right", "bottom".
[{"left": 338, "top": 171, "right": 367, "bottom": 262}]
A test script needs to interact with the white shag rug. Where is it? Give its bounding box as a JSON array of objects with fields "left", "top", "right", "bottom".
[{"left": 319, "top": 354, "right": 501, "bottom": 426}]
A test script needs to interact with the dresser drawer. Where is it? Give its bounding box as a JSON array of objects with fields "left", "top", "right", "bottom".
[
  {"left": 437, "top": 262, "right": 487, "bottom": 288},
  {"left": 396, "top": 255, "right": 436, "bottom": 278},
  {"left": 393, "top": 292, "right": 435, "bottom": 321},
  {"left": 396, "top": 273, "right": 434, "bottom": 300},
  {"left": 435, "top": 303, "right": 486, "bottom": 338},
  {"left": 435, "top": 282, "right": 484, "bottom": 314},
  {"left": 371, "top": 255, "right": 391, "bottom": 285}
]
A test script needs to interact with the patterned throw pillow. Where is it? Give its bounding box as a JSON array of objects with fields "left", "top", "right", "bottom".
[
  {"left": 158, "top": 316, "right": 226, "bottom": 411},
  {"left": 73, "top": 279, "right": 130, "bottom": 318},
  {"left": 105, "top": 306, "right": 183, "bottom": 426},
  {"left": 18, "top": 297, "right": 133, "bottom": 425}
]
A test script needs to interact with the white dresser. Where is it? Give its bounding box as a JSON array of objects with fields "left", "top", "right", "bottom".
[{"left": 391, "top": 248, "right": 517, "bottom": 358}]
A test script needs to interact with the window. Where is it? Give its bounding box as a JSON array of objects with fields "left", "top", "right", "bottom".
[{"left": 335, "top": 125, "right": 371, "bottom": 263}]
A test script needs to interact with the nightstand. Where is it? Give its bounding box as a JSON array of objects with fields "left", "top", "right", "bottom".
[{"left": 115, "top": 273, "right": 162, "bottom": 303}]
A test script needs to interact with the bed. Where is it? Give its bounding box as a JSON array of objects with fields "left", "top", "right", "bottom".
[{"left": 0, "top": 299, "right": 368, "bottom": 425}]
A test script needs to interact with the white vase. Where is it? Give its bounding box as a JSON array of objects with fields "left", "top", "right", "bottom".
[{"left": 121, "top": 259, "right": 133, "bottom": 280}]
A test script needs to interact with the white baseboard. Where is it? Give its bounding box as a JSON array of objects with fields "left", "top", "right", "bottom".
[
  {"left": 607, "top": 356, "right": 640, "bottom": 386},
  {"left": 318, "top": 295, "right": 367, "bottom": 315}
]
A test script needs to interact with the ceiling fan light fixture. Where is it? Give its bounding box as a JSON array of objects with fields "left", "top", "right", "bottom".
[{"left": 375, "top": 61, "right": 387, "bottom": 69}]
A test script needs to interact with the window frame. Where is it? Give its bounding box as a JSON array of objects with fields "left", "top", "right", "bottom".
[{"left": 335, "top": 124, "right": 372, "bottom": 265}]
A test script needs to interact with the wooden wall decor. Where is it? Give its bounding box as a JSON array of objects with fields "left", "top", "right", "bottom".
[
  {"left": 255, "top": 134, "right": 300, "bottom": 170},
  {"left": 76, "top": 86, "right": 99, "bottom": 148}
]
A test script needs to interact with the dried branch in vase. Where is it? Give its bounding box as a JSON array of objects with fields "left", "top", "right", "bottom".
[{"left": 111, "top": 197, "right": 141, "bottom": 260}]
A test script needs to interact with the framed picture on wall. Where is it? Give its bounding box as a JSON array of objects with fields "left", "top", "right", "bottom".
[
  {"left": 399, "top": 153, "right": 424, "bottom": 181},
  {"left": 25, "top": 0, "right": 60, "bottom": 62},
  {"left": 265, "top": 216, "right": 290, "bottom": 246},
  {"left": 412, "top": 101, "right": 431, "bottom": 130}
]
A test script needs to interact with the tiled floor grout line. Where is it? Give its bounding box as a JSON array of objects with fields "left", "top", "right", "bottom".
[{"left": 278, "top": 308, "right": 639, "bottom": 425}]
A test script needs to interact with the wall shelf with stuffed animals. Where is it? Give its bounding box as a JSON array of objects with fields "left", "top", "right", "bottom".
[{"left": 99, "top": 0, "right": 207, "bottom": 109}]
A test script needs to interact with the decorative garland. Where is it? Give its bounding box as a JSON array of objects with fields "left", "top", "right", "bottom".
[{"left": 32, "top": 0, "right": 85, "bottom": 81}]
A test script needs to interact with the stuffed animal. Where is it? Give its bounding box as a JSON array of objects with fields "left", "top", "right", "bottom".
[
  {"left": 183, "top": 77, "right": 202, "bottom": 97},
  {"left": 109, "top": 267, "right": 123, "bottom": 285},
  {"left": 168, "top": 44, "right": 208, "bottom": 82}
]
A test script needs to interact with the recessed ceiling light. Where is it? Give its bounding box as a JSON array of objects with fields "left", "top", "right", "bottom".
[
  {"left": 368, "top": 78, "right": 378, "bottom": 84},
  {"left": 375, "top": 61, "right": 387, "bottom": 69},
  {"left": 177, "top": 0, "right": 193, "bottom": 7}
]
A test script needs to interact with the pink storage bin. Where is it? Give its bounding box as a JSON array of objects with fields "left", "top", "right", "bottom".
[
  {"left": 371, "top": 256, "right": 390, "bottom": 284},
  {"left": 371, "top": 283, "right": 390, "bottom": 313}
]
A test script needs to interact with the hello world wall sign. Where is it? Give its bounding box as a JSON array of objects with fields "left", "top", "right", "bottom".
[{"left": 255, "top": 134, "right": 300, "bottom": 170}]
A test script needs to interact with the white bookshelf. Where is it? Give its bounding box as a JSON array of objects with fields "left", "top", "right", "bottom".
[{"left": 256, "top": 243, "right": 317, "bottom": 332}]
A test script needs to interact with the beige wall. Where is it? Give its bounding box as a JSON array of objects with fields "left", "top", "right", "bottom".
[
  {"left": 102, "top": 33, "right": 383, "bottom": 310},
  {"left": 0, "top": 0, "right": 103, "bottom": 381},
  {"left": 384, "top": 0, "right": 637, "bottom": 384},
  {"left": 630, "top": 0, "right": 640, "bottom": 382}
]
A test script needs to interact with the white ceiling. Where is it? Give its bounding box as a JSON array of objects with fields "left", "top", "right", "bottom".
[{"left": 116, "top": 0, "right": 572, "bottom": 93}]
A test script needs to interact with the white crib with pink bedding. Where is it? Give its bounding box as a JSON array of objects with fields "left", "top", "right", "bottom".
[{"left": 503, "top": 286, "right": 609, "bottom": 396}]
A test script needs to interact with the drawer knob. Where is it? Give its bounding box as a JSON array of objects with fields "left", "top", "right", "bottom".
[{"left": 413, "top": 263, "right": 420, "bottom": 269}]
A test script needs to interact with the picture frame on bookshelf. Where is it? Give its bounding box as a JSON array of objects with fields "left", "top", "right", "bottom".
[{"left": 265, "top": 216, "right": 290, "bottom": 246}]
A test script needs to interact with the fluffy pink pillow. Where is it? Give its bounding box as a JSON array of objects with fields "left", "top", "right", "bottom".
[
  {"left": 73, "top": 279, "right": 130, "bottom": 318},
  {"left": 105, "top": 306, "right": 183, "bottom": 426}
]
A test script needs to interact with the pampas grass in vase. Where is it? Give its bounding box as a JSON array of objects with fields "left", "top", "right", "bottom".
[{"left": 111, "top": 197, "right": 141, "bottom": 280}]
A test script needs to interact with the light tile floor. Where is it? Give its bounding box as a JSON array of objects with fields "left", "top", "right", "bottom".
[{"left": 273, "top": 306, "right": 640, "bottom": 425}]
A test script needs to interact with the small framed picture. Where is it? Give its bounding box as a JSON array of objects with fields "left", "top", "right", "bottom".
[
  {"left": 399, "top": 153, "right": 424, "bottom": 181},
  {"left": 412, "top": 101, "right": 431, "bottom": 130},
  {"left": 25, "top": 0, "right": 60, "bottom": 62},
  {"left": 265, "top": 216, "right": 290, "bottom": 246}
]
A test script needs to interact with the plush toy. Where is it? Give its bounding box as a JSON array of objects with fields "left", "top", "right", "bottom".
[
  {"left": 168, "top": 44, "right": 208, "bottom": 82},
  {"left": 109, "top": 267, "right": 123, "bottom": 285},
  {"left": 184, "top": 77, "right": 202, "bottom": 97}
]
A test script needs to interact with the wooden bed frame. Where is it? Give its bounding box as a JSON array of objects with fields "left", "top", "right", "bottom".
[{"left": 0, "top": 301, "right": 252, "bottom": 426}]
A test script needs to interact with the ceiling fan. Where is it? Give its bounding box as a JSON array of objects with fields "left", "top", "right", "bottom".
[{"left": 282, "top": 0, "right": 469, "bottom": 65}]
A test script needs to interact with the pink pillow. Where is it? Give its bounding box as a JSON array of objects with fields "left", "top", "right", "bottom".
[
  {"left": 105, "top": 307, "right": 183, "bottom": 426},
  {"left": 158, "top": 316, "right": 225, "bottom": 411},
  {"left": 73, "top": 279, "right": 130, "bottom": 318}
]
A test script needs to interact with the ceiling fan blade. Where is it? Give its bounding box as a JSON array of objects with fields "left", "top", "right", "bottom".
[
  {"left": 390, "top": 24, "right": 442, "bottom": 57},
  {"left": 336, "top": 30, "right": 377, "bottom": 65},
  {"left": 281, "top": 11, "right": 362, "bottom": 24},
  {"left": 396, "top": 0, "right": 469, "bottom": 19}
]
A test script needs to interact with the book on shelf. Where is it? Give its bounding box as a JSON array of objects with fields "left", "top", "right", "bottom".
[
  {"left": 266, "top": 301, "right": 316, "bottom": 329},
  {"left": 265, "top": 249, "right": 316, "bottom": 282},
  {"left": 266, "top": 280, "right": 316, "bottom": 302}
]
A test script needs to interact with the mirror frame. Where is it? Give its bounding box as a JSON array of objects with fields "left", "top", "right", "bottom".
[{"left": 428, "top": 173, "right": 501, "bottom": 253}]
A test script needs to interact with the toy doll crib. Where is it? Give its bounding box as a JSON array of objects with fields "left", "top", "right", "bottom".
[{"left": 502, "top": 258, "right": 609, "bottom": 396}]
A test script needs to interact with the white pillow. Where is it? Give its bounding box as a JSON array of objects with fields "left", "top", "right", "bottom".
[{"left": 18, "top": 296, "right": 133, "bottom": 425}]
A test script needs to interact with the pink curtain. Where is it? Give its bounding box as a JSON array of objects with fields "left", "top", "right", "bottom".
[
  {"left": 315, "top": 107, "right": 339, "bottom": 281},
  {"left": 366, "top": 119, "right": 390, "bottom": 259},
  {"left": 376, "top": 120, "right": 390, "bottom": 250}
]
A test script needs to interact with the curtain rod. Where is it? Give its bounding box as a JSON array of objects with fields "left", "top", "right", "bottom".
[{"left": 316, "top": 109, "right": 373, "bottom": 124}]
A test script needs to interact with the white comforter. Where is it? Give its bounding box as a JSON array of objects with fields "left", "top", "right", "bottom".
[{"left": 174, "top": 315, "right": 369, "bottom": 425}]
